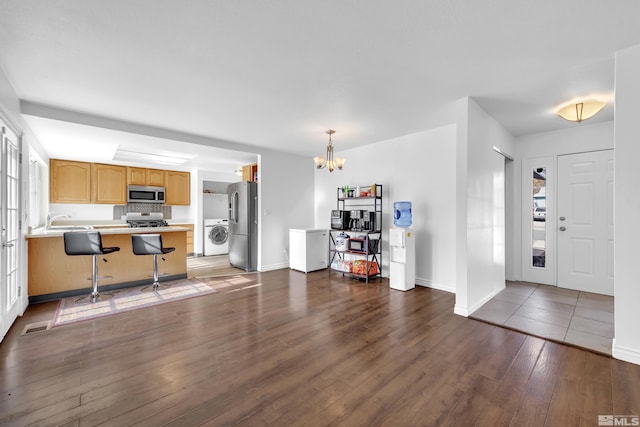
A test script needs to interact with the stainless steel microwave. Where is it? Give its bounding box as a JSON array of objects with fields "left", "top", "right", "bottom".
[{"left": 127, "top": 185, "right": 166, "bottom": 203}]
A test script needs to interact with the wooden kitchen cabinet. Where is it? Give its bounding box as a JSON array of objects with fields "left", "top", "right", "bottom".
[
  {"left": 126, "top": 167, "right": 147, "bottom": 185},
  {"left": 92, "top": 163, "right": 127, "bottom": 204},
  {"left": 242, "top": 163, "right": 258, "bottom": 182},
  {"left": 26, "top": 229, "right": 187, "bottom": 300},
  {"left": 146, "top": 168, "right": 165, "bottom": 186},
  {"left": 165, "top": 170, "right": 190, "bottom": 205},
  {"left": 172, "top": 223, "right": 194, "bottom": 254},
  {"left": 50, "top": 159, "right": 92, "bottom": 203},
  {"left": 127, "top": 167, "right": 165, "bottom": 187}
]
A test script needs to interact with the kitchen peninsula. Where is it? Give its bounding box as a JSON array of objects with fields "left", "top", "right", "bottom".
[{"left": 25, "top": 226, "right": 189, "bottom": 302}]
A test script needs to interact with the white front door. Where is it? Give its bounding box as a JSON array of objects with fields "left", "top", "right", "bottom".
[
  {"left": 557, "top": 150, "right": 614, "bottom": 295},
  {"left": 0, "top": 122, "right": 21, "bottom": 341}
]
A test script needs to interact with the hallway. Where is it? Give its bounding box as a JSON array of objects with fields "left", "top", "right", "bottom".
[
  {"left": 470, "top": 281, "right": 614, "bottom": 355},
  {"left": 186, "top": 254, "right": 248, "bottom": 278}
]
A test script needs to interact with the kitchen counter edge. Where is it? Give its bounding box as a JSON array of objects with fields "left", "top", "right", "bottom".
[{"left": 24, "top": 226, "right": 191, "bottom": 239}]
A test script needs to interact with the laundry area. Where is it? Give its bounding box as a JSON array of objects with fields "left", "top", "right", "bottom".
[{"left": 202, "top": 181, "right": 230, "bottom": 257}]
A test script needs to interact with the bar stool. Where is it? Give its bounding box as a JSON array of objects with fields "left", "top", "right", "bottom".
[
  {"left": 63, "top": 231, "right": 120, "bottom": 303},
  {"left": 131, "top": 234, "right": 176, "bottom": 292}
]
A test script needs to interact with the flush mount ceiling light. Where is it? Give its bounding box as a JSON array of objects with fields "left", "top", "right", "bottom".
[
  {"left": 313, "top": 129, "right": 345, "bottom": 172},
  {"left": 557, "top": 99, "right": 606, "bottom": 123}
]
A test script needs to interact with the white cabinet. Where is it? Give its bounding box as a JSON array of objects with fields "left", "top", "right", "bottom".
[{"left": 289, "top": 229, "right": 329, "bottom": 273}]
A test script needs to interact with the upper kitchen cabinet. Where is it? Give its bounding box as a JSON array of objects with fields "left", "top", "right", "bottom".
[
  {"left": 165, "top": 170, "right": 190, "bottom": 205},
  {"left": 146, "top": 168, "right": 165, "bottom": 187},
  {"left": 127, "top": 167, "right": 165, "bottom": 187},
  {"left": 242, "top": 163, "right": 258, "bottom": 182},
  {"left": 50, "top": 159, "right": 92, "bottom": 203},
  {"left": 126, "top": 167, "right": 146, "bottom": 185},
  {"left": 92, "top": 163, "right": 127, "bottom": 204}
]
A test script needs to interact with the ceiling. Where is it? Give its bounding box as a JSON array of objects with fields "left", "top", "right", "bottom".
[{"left": 1, "top": 1, "right": 639, "bottom": 171}]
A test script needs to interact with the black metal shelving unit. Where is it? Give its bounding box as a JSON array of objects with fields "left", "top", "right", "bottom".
[{"left": 328, "top": 184, "right": 382, "bottom": 283}]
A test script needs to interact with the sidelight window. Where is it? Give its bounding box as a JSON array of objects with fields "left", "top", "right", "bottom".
[{"left": 532, "top": 167, "right": 546, "bottom": 268}]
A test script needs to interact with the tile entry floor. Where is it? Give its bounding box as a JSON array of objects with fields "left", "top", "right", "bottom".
[{"left": 470, "top": 281, "right": 614, "bottom": 355}]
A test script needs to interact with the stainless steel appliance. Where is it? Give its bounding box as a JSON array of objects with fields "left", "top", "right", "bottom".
[
  {"left": 127, "top": 185, "right": 166, "bottom": 203},
  {"left": 331, "top": 210, "right": 350, "bottom": 230},
  {"left": 349, "top": 209, "right": 366, "bottom": 230},
  {"left": 363, "top": 211, "right": 377, "bottom": 231},
  {"left": 227, "top": 181, "right": 258, "bottom": 271},
  {"left": 125, "top": 212, "right": 169, "bottom": 228}
]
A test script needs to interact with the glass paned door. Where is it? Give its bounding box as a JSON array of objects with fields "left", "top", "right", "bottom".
[{"left": 1, "top": 122, "right": 21, "bottom": 341}]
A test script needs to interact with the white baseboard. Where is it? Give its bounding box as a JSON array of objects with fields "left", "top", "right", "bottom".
[
  {"left": 453, "top": 288, "right": 501, "bottom": 319},
  {"left": 259, "top": 262, "right": 289, "bottom": 272},
  {"left": 415, "top": 277, "right": 456, "bottom": 294},
  {"left": 612, "top": 339, "right": 640, "bottom": 365},
  {"left": 453, "top": 305, "right": 469, "bottom": 317},
  {"left": 468, "top": 289, "right": 500, "bottom": 314}
]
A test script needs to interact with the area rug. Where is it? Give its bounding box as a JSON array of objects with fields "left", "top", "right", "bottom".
[{"left": 52, "top": 278, "right": 217, "bottom": 327}]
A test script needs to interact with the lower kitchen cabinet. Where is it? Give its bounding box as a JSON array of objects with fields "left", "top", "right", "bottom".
[{"left": 172, "top": 223, "right": 194, "bottom": 254}]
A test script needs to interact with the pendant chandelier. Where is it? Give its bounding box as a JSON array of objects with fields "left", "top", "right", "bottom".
[{"left": 313, "top": 129, "right": 345, "bottom": 172}]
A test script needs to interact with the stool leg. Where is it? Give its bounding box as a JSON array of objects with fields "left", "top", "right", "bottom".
[
  {"left": 91, "top": 254, "right": 99, "bottom": 301},
  {"left": 75, "top": 254, "right": 114, "bottom": 303},
  {"left": 153, "top": 254, "right": 160, "bottom": 290},
  {"left": 142, "top": 254, "right": 171, "bottom": 292}
]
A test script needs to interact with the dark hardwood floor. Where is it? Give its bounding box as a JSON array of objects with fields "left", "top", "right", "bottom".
[{"left": 1, "top": 269, "right": 639, "bottom": 426}]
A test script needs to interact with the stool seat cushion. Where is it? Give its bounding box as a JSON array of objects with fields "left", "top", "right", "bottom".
[
  {"left": 131, "top": 234, "right": 175, "bottom": 256},
  {"left": 64, "top": 231, "right": 121, "bottom": 256}
]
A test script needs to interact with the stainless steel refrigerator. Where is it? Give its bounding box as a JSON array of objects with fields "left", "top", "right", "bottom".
[{"left": 227, "top": 181, "right": 258, "bottom": 271}]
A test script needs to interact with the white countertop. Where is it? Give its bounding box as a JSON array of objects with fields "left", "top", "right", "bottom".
[{"left": 25, "top": 226, "right": 190, "bottom": 239}]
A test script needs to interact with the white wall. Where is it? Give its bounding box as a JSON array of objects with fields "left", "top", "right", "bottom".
[
  {"left": 260, "top": 150, "right": 315, "bottom": 271},
  {"left": 515, "top": 120, "right": 614, "bottom": 158},
  {"left": 314, "top": 124, "right": 458, "bottom": 292},
  {"left": 202, "top": 180, "right": 232, "bottom": 220},
  {"left": 203, "top": 194, "right": 228, "bottom": 219},
  {"left": 613, "top": 44, "right": 640, "bottom": 365},
  {"left": 0, "top": 65, "right": 22, "bottom": 131},
  {"left": 455, "top": 97, "right": 515, "bottom": 316},
  {"left": 49, "top": 203, "right": 115, "bottom": 221}
]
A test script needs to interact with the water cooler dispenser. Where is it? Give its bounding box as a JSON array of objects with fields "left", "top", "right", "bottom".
[{"left": 389, "top": 201, "right": 415, "bottom": 291}]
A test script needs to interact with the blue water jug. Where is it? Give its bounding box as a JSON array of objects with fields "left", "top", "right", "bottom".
[{"left": 394, "top": 201, "right": 412, "bottom": 228}]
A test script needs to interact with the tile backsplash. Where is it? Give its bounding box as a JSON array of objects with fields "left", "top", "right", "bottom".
[{"left": 113, "top": 203, "right": 172, "bottom": 220}]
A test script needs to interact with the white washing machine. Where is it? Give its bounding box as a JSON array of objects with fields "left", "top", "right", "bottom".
[{"left": 204, "top": 219, "right": 229, "bottom": 255}]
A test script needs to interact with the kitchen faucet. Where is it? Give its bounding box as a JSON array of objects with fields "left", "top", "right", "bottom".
[{"left": 46, "top": 213, "right": 70, "bottom": 230}]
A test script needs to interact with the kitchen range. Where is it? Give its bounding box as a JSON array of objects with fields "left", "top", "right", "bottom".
[{"left": 125, "top": 212, "right": 169, "bottom": 228}]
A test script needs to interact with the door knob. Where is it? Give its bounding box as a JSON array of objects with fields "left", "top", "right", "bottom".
[
  {"left": 559, "top": 216, "right": 566, "bottom": 221},
  {"left": 559, "top": 226, "right": 567, "bottom": 231}
]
